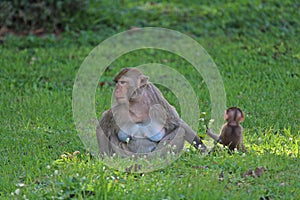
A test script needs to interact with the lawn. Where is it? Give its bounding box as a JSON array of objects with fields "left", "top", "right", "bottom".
[{"left": 0, "top": 0, "right": 299, "bottom": 199}]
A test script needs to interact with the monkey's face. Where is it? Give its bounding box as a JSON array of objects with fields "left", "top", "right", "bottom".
[
  {"left": 114, "top": 69, "right": 149, "bottom": 104},
  {"left": 114, "top": 75, "right": 138, "bottom": 104}
]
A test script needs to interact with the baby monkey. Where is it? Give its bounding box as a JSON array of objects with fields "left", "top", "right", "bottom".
[{"left": 206, "top": 107, "right": 247, "bottom": 152}]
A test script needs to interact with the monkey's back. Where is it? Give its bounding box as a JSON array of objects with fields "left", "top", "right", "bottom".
[{"left": 219, "top": 125, "right": 242, "bottom": 150}]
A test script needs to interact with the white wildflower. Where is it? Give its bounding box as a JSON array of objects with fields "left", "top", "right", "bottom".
[
  {"left": 258, "top": 137, "right": 262, "bottom": 143},
  {"left": 16, "top": 183, "right": 25, "bottom": 187},
  {"left": 15, "top": 188, "right": 20, "bottom": 195}
]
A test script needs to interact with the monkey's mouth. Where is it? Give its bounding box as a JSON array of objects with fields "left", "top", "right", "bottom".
[{"left": 116, "top": 97, "right": 128, "bottom": 103}]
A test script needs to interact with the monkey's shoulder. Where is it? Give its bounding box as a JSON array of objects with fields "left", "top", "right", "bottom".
[
  {"left": 99, "top": 109, "right": 113, "bottom": 120},
  {"left": 223, "top": 125, "right": 242, "bottom": 136}
]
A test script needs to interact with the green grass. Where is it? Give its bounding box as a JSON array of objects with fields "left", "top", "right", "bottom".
[{"left": 0, "top": 0, "right": 299, "bottom": 199}]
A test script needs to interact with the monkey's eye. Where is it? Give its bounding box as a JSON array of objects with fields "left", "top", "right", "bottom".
[{"left": 119, "top": 81, "right": 127, "bottom": 85}]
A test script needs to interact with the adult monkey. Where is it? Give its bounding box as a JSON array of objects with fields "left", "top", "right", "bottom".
[{"left": 96, "top": 68, "right": 206, "bottom": 157}]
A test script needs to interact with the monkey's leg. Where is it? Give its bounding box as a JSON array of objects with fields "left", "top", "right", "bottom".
[
  {"left": 97, "top": 110, "right": 115, "bottom": 156},
  {"left": 241, "top": 143, "right": 248, "bottom": 153},
  {"left": 96, "top": 125, "right": 113, "bottom": 157},
  {"left": 180, "top": 121, "right": 207, "bottom": 150},
  {"left": 156, "top": 126, "right": 185, "bottom": 155}
]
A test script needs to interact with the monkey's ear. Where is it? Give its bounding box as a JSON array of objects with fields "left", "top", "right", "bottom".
[
  {"left": 224, "top": 110, "right": 228, "bottom": 120},
  {"left": 138, "top": 75, "right": 149, "bottom": 87},
  {"left": 240, "top": 112, "right": 245, "bottom": 122}
]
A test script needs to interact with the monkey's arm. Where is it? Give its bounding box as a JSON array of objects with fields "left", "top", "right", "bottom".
[
  {"left": 97, "top": 110, "right": 116, "bottom": 156},
  {"left": 180, "top": 121, "right": 206, "bottom": 150},
  {"left": 206, "top": 128, "right": 220, "bottom": 142}
]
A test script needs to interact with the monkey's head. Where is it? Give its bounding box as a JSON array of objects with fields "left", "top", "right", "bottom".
[
  {"left": 113, "top": 68, "right": 149, "bottom": 104},
  {"left": 224, "top": 107, "right": 245, "bottom": 126}
]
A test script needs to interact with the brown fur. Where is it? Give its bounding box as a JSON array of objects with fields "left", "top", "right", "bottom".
[{"left": 206, "top": 107, "right": 247, "bottom": 152}]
